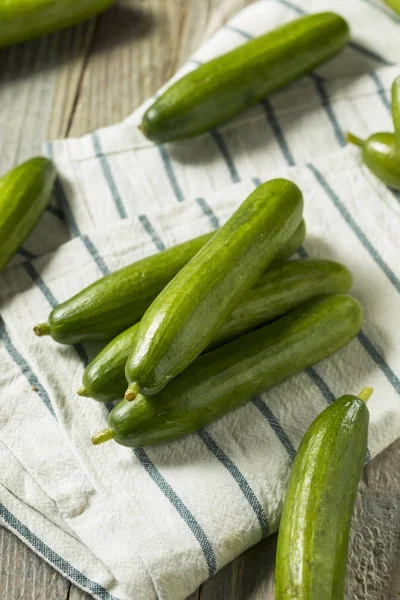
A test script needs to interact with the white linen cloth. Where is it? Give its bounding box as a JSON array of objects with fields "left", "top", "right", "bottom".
[{"left": 1, "top": 1, "right": 400, "bottom": 598}]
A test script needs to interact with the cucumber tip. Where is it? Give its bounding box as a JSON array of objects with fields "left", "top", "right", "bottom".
[
  {"left": 345, "top": 132, "right": 365, "bottom": 148},
  {"left": 358, "top": 387, "right": 373, "bottom": 403},
  {"left": 125, "top": 382, "right": 139, "bottom": 401},
  {"left": 33, "top": 323, "right": 50, "bottom": 337},
  {"left": 92, "top": 428, "right": 115, "bottom": 445},
  {"left": 77, "top": 386, "right": 90, "bottom": 397}
]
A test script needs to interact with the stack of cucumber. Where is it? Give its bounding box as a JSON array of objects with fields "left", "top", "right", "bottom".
[{"left": 34, "top": 177, "right": 363, "bottom": 449}]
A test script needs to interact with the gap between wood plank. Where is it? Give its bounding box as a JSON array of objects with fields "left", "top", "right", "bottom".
[
  {"left": 173, "top": 0, "right": 193, "bottom": 72},
  {"left": 65, "top": 17, "right": 100, "bottom": 137}
]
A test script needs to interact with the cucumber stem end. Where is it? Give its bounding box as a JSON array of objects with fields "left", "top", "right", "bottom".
[
  {"left": 346, "top": 132, "right": 365, "bottom": 148},
  {"left": 33, "top": 323, "right": 50, "bottom": 337},
  {"left": 92, "top": 428, "right": 115, "bottom": 445},
  {"left": 358, "top": 387, "right": 373, "bottom": 403},
  {"left": 77, "top": 386, "right": 90, "bottom": 397},
  {"left": 125, "top": 383, "right": 138, "bottom": 401}
]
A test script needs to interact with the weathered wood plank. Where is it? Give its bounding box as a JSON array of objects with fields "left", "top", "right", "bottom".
[
  {"left": 0, "top": 526, "right": 70, "bottom": 600},
  {"left": 68, "top": 584, "right": 93, "bottom": 600},
  {"left": 48, "top": 20, "right": 98, "bottom": 139},
  {"left": 66, "top": 0, "right": 189, "bottom": 137},
  {"left": 178, "top": 0, "right": 254, "bottom": 64},
  {"left": 65, "top": 0, "right": 256, "bottom": 138},
  {"left": 0, "top": 21, "right": 93, "bottom": 175},
  {"left": 346, "top": 439, "right": 400, "bottom": 600},
  {"left": 200, "top": 534, "right": 276, "bottom": 599}
]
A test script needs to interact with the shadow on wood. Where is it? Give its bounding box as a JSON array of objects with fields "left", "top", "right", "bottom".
[
  {"left": 200, "top": 533, "right": 277, "bottom": 599},
  {"left": 0, "top": 4, "right": 155, "bottom": 85}
]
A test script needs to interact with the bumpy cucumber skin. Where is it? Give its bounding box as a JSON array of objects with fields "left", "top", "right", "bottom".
[
  {"left": 82, "top": 323, "right": 139, "bottom": 402},
  {"left": 125, "top": 179, "right": 303, "bottom": 396},
  {"left": 44, "top": 219, "right": 305, "bottom": 344},
  {"left": 362, "top": 133, "right": 400, "bottom": 190},
  {"left": 271, "top": 218, "right": 305, "bottom": 264},
  {"left": 108, "top": 295, "right": 363, "bottom": 447},
  {"left": 0, "top": 0, "right": 114, "bottom": 49},
  {"left": 275, "top": 395, "right": 369, "bottom": 600},
  {"left": 83, "top": 259, "right": 351, "bottom": 402},
  {"left": 392, "top": 76, "right": 400, "bottom": 140},
  {"left": 210, "top": 258, "right": 352, "bottom": 350},
  {"left": 141, "top": 13, "right": 350, "bottom": 143},
  {"left": 48, "top": 233, "right": 211, "bottom": 343},
  {"left": 0, "top": 158, "right": 56, "bottom": 272}
]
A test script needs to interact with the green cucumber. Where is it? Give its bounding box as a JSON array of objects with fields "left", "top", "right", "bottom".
[
  {"left": 392, "top": 75, "right": 400, "bottom": 140},
  {"left": 275, "top": 388, "right": 371, "bottom": 600},
  {"left": 347, "top": 132, "right": 400, "bottom": 191},
  {"left": 125, "top": 179, "right": 303, "bottom": 399},
  {"left": 140, "top": 13, "right": 350, "bottom": 143},
  {"left": 80, "top": 259, "right": 352, "bottom": 402},
  {"left": 79, "top": 322, "right": 140, "bottom": 402},
  {"left": 92, "top": 295, "right": 363, "bottom": 447},
  {"left": 0, "top": 158, "right": 56, "bottom": 272},
  {"left": 384, "top": 0, "right": 400, "bottom": 16},
  {"left": 0, "top": 0, "right": 114, "bottom": 49},
  {"left": 33, "top": 218, "right": 305, "bottom": 344}
]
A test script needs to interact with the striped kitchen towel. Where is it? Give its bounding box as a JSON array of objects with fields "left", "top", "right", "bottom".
[{"left": 1, "top": 1, "right": 400, "bottom": 599}]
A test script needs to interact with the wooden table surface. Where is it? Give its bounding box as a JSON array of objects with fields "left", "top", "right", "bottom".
[{"left": 0, "top": 1, "right": 399, "bottom": 598}]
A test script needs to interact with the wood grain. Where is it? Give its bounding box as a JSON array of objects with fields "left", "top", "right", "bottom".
[
  {"left": 200, "top": 534, "right": 277, "bottom": 600},
  {"left": 0, "top": 527, "right": 71, "bottom": 600},
  {"left": 0, "top": 22, "right": 94, "bottom": 175},
  {"left": 0, "top": 1, "right": 399, "bottom": 599},
  {"left": 69, "top": 585, "right": 93, "bottom": 600}
]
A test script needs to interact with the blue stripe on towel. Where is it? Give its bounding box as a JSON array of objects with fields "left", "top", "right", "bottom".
[
  {"left": 133, "top": 447, "right": 217, "bottom": 576},
  {"left": 369, "top": 71, "right": 391, "bottom": 111},
  {"left": 196, "top": 198, "right": 221, "bottom": 229},
  {"left": 92, "top": 132, "right": 128, "bottom": 219},
  {"left": 46, "top": 142, "right": 80, "bottom": 237},
  {"left": 18, "top": 248, "right": 38, "bottom": 260},
  {"left": 223, "top": 23, "right": 253, "bottom": 40},
  {"left": 260, "top": 99, "right": 296, "bottom": 166},
  {"left": 23, "top": 263, "right": 58, "bottom": 308},
  {"left": 251, "top": 396, "right": 297, "bottom": 461},
  {"left": 357, "top": 330, "right": 400, "bottom": 394},
  {"left": 358, "top": 0, "right": 400, "bottom": 23},
  {"left": 0, "top": 317, "right": 55, "bottom": 417},
  {"left": 310, "top": 74, "right": 346, "bottom": 147},
  {"left": 197, "top": 429, "right": 270, "bottom": 538},
  {"left": 308, "top": 163, "right": 400, "bottom": 295},
  {"left": 0, "top": 503, "right": 118, "bottom": 600},
  {"left": 81, "top": 235, "right": 110, "bottom": 277},
  {"left": 306, "top": 367, "right": 336, "bottom": 404},
  {"left": 22, "top": 263, "right": 88, "bottom": 366},
  {"left": 156, "top": 144, "right": 185, "bottom": 203},
  {"left": 138, "top": 215, "right": 167, "bottom": 251},
  {"left": 210, "top": 130, "right": 241, "bottom": 183}
]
